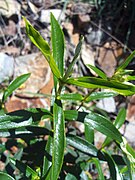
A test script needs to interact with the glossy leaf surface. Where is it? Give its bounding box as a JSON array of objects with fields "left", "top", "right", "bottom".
[
  {"left": 86, "top": 91, "right": 118, "bottom": 102},
  {"left": 120, "top": 138, "right": 135, "bottom": 177},
  {"left": 65, "top": 110, "right": 122, "bottom": 143},
  {"left": 0, "top": 172, "right": 15, "bottom": 180},
  {"left": 2, "top": 73, "right": 30, "bottom": 102},
  {"left": 52, "top": 99, "right": 65, "bottom": 179},
  {"left": 63, "top": 36, "right": 83, "bottom": 80},
  {"left": 102, "top": 108, "right": 126, "bottom": 147},
  {"left": 23, "top": 17, "right": 61, "bottom": 79},
  {"left": 103, "top": 151, "right": 123, "bottom": 180},
  {"left": 67, "top": 134, "right": 98, "bottom": 157},
  {"left": 84, "top": 123, "right": 94, "bottom": 143},
  {"left": 0, "top": 126, "right": 50, "bottom": 137},
  {"left": 64, "top": 110, "right": 78, "bottom": 120},
  {"left": 87, "top": 64, "right": 107, "bottom": 79},
  {"left": 0, "top": 108, "right": 52, "bottom": 131},
  {"left": 51, "top": 13, "right": 64, "bottom": 76},
  {"left": 67, "top": 77, "right": 135, "bottom": 95},
  {"left": 84, "top": 111, "right": 123, "bottom": 143},
  {"left": 60, "top": 93, "right": 83, "bottom": 101},
  {"left": 114, "top": 107, "right": 126, "bottom": 128},
  {"left": 92, "top": 158, "right": 105, "bottom": 180},
  {"left": 10, "top": 158, "right": 39, "bottom": 179},
  {"left": 116, "top": 50, "right": 135, "bottom": 71},
  {"left": 42, "top": 136, "right": 53, "bottom": 178}
]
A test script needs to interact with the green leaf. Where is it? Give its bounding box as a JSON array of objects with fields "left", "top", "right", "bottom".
[
  {"left": 2, "top": 73, "right": 30, "bottom": 102},
  {"left": 0, "top": 172, "right": 15, "bottom": 180},
  {"left": 0, "top": 126, "right": 50, "bottom": 138},
  {"left": 74, "top": 36, "right": 84, "bottom": 60},
  {"left": 85, "top": 123, "right": 94, "bottom": 144},
  {"left": 84, "top": 111, "right": 123, "bottom": 143},
  {"left": 64, "top": 110, "right": 123, "bottom": 143},
  {"left": 60, "top": 93, "right": 83, "bottom": 101},
  {"left": 42, "top": 166, "right": 52, "bottom": 180},
  {"left": 23, "top": 17, "right": 50, "bottom": 60},
  {"left": 64, "top": 110, "right": 78, "bottom": 121},
  {"left": 87, "top": 64, "right": 107, "bottom": 80},
  {"left": 85, "top": 91, "right": 118, "bottom": 102},
  {"left": 51, "top": 13, "right": 64, "bottom": 76},
  {"left": 91, "top": 158, "right": 105, "bottom": 180},
  {"left": 102, "top": 108, "right": 126, "bottom": 147},
  {"left": 67, "top": 134, "right": 98, "bottom": 157},
  {"left": 67, "top": 77, "right": 135, "bottom": 96},
  {"left": 116, "top": 50, "right": 135, "bottom": 71},
  {"left": 122, "top": 155, "right": 133, "bottom": 180},
  {"left": 63, "top": 36, "right": 83, "bottom": 80},
  {"left": 10, "top": 158, "right": 40, "bottom": 179},
  {"left": 0, "top": 108, "right": 52, "bottom": 131},
  {"left": 52, "top": 99, "right": 65, "bottom": 179},
  {"left": 126, "top": 75, "right": 135, "bottom": 81},
  {"left": 42, "top": 136, "right": 53, "bottom": 178},
  {"left": 120, "top": 137, "right": 135, "bottom": 176},
  {"left": 114, "top": 107, "right": 126, "bottom": 128},
  {"left": 103, "top": 150, "right": 123, "bottom": 180},
  {"left": 0, "top": 114, "right": 32, "bottom": 130},
  {"left": 23, "top": 17, "right": 61, "bottom": 79},
  {"left": 65, "top": 173, "right": 77, "bottom": 180}
]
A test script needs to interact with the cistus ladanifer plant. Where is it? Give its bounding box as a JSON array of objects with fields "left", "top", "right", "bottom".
[{"left": 0, "top": 13, "right": 135, "bottom": 180}]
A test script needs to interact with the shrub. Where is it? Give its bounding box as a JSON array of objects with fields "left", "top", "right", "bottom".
[{"left": 0, "top": 14, "right": 135, "bottom": 180}]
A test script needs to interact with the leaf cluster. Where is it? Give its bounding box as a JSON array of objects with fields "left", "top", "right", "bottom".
[{"left": 0, "top": 14, "right": 135, "bottom": 180}]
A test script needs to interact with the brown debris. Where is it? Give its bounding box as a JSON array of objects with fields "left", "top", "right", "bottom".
[
  {"left": 127, "top": 95, "right": 135, "bottom": 122},
  {"left": 14, "top": 52, "right": 53, "bottom": 96},
  {"left": 5, "top": 96, "right": 50, "bottom": 112},
  {"left": 98, "top": 41, "right": 123, "bottom": 77}
]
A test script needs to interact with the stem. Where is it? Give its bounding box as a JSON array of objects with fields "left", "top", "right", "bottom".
[
  {"left": 77, "top": 89, "right": 97, "bottom": 110},
  {"left": 56, "top": 79, "right": 65, "bottom": 97}
]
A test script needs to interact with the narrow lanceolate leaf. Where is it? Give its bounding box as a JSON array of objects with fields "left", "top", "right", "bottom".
[
  {"left": 65, "top": 110, "right": 123, "bottom": 143},
  {"left": 87, "top": 64, "right": 107, "bottom": 80},
  {"left": 103, "top": 151, "right": 123, "bottom": 180},
  {"left": 60, "top": 93, "right": 83, "bottom": 101},
  {"left": 126, "top": 75, "right": 135, "bottom": 81},
  {"left": 102, "top": 108, "right": 126, "bottom": 148},
  {"left": 23, "top": 17, "right": 50, "bottom": 60},
  {"left": 23, "top": 17, "right": 61, "bottom": 79},
  {"left": 120, "top": 137, "right": 135, "bottom": 178},
  {"left": 85, "top": 91, "right": 118, "bottom": 102},
  {"left": 114, "top": 107, "right": 126, "bottom": 128},
  {"left": 42, "top": 136, "right": 53, "bottom": 178},
  {"left": 10, "top": 158, "right": 40, "bottom": 179},
  {"left": 84, "top": 112, "right": 123, "bottom": 143},
  {"left": 91, "top": 158, "right": 105, "bottom": 180},
  {"left": 0, "top": 126, "right": 50, "bottom": 138},
  {"left": 67, "top": 77, "right": 135, "bottom": 96},
  {"left": 0, "top": 114, "right": 32, "bottom": 130},
  {"left": 67, "top": 135, "right": 98, "bottom": 157},
  {"left": 116, "top": 50, "right": 135, "bottom": 71},
  {"left": 63, "top": 36, "right": 83, "bottom": 80},
  {"left": 51, "top": 13, "right": 64, "bottom": 76},
  {"left": 0, "top": 172, "right": 15, "bottom": 180},
  {"left": 52, "top": 99, "right": 65, "bottom": 179},
  {"left": 85, "top": 123, "right": 94, "bottom": 144},
  {"left": 2, "top": 73, "right": 30, "bottom": 103},
  {"left": 0, "top": 108, "right": 52, "bottom": 131}
]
